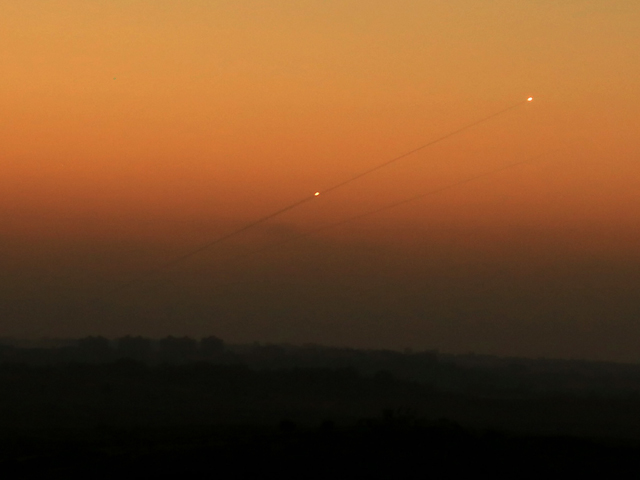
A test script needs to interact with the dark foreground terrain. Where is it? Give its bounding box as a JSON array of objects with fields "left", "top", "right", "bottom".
[
  {"left": 4, "top": 422, "right": 640, "bottom": 478},
  {"left": 3, "top": 340, "right": 640, "bottom": 476}
]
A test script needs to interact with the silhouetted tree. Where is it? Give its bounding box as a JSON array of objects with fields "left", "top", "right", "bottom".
[
  {"left": 75, "top": 336, "right": 112, "bottom": 362},
  {"left": 117, "top": 336, "right": 151, "bottom": 361},
  {"left": 248, "top": 343, "right": 286, "bottom": 368},
  {"left": 159, "top": 336, "right": 197, "bottom": 363},
  {"left": 200, "top": 335, "right": 224, "bottom": 357}
]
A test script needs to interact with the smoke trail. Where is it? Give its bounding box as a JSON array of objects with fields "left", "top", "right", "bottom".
[
  {"left": 32, "top": 97, "right": 533, "bottom": 336},
  {"left": 30, "top": 145, "right": 554, "bottom": 338},
  {"left": 149, "top": 98, "right": 532, "bottom": 274},
  {"left": 320, "top": 100, "right": 530, "bottom": 195},
  {"left": 210, "top": 148, "right": 561, "bottom": 268}
]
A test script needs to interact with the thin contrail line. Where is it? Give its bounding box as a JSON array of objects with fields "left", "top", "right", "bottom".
[
  {"left": 147, "top": 99, "right": 531, "bottom": 276},
  {"left": 28, "top": 99, "right": 538, "bottom": 337},
  {"left": 111, "top": 196, "right": 317, "bottom": 293},
  {"left": 211, "top": 148, "right": 560, "bottom": 268},
  {"left": 311, "top": 149, "right": 559, "bottom": 235},
  {"left": 321, "top": 100, "right": 528, "bottom": 195},
  {"left": 161, "top": 197, "right": 316, "bottom": 270},
  {"left": 30, "top": 141, "right": 550, "bottom": 338},
  {"left": 49, "top": 98, "right": 533, "bottom": 311}
]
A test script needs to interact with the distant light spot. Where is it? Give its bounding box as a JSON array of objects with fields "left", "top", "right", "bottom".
[
  {"left": 314, "top": 191, "right": 320, "bottom": 196},
  {"left": 527, "top": 97, "right": 533, "bottom": 102}
]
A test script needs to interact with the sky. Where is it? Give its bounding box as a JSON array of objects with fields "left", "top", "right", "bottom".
[{"left": 2, "top": 1, "right": 640, "bottom": 361}]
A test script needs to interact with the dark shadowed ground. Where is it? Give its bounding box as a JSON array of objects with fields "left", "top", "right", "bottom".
[{"left": 3, "top": 338, "right": 640, "bottom": 476}]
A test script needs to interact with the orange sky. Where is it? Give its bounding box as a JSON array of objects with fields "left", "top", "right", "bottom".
[{"left": 2, "top": 1, "right": 640, "bottom": 359}]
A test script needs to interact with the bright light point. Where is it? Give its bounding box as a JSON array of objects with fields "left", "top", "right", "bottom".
[
  {"left": 314, "top": 191, "right": 320, "bottom": 196},
  {"left": 527, "top": 97, "right": 533, "bottom": 102}
]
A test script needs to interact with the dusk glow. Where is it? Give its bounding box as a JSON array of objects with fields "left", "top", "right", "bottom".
[{"left": 2, "top": 1, "right": 640, "bottom": 362}]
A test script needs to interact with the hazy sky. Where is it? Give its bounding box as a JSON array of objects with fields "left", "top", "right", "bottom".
[{"left": 2, "top": 1, "right": 639, "bottom": 361}]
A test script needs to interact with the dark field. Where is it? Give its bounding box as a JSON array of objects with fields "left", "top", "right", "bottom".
[{"left": 3, "top": 338, "right": 640, "bottom": 476}]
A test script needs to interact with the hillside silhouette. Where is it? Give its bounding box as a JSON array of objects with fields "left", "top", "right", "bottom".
[{"left": 3, "top": 336, "right": 640, "bottom": 476}]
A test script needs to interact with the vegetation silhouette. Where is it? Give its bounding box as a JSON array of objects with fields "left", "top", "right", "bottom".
[{"left": 3, "top": 336, "right": 640, "bottom": 475}]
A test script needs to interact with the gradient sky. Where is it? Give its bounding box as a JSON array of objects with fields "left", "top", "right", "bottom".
[{"left": 2, "top": 1, "right": 639, "bottom": 361}]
